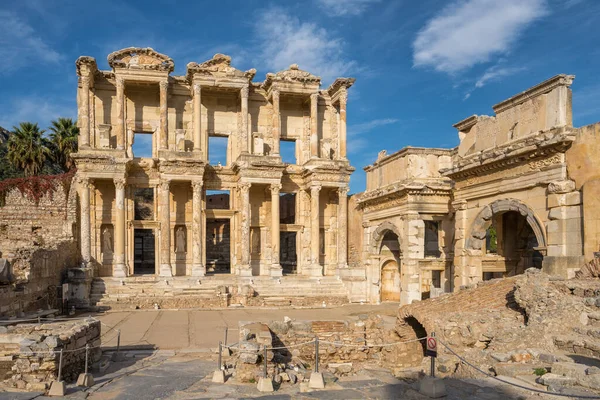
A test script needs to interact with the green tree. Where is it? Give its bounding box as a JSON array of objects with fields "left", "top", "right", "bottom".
[
  {"left": 6, "top": 122, "right": 51, "bottom": 177},
  {"left": 48, "top": 118, "right": 79, "bottom": 172}
]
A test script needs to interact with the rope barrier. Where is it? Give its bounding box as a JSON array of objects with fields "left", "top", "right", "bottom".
[
  {"left": 439, "top": 340, "right": 600, "bottom": 399},
  {"left": 0, "top": 315, "right": 98, "bottom": 324},
  {"left": 320, "top": 336, "right": 427, "bottom": 348}
]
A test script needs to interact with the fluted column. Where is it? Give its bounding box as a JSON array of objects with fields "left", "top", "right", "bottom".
[
  {"left": 115, "top": 77, "right": 125, "bottom": 150},
  {"left": 193, "top": 84, "right": 202, "bottom": 154},
  {"left": 80, "top": 178, "right": 91, "bottom": 267},
  {"left": 159, "top": 180, "right": 173, "bottom": 276},
  {"left": 337, "top": 187, "right": 349, "bottom": 269},
  {"left": 239, "top": 182, "right": 252, "bottom": 276},
  {"left": 272, "top": 89, "right": 280, "bottom": 155},
  {"left": 310, "top": 93, "right": 319, "bottom": 158},
  {"left": 113, "top": 178, "right": 128, "bottom": 277},
  {"left": 159, "top": 80, "right": 169, "bottom": 150},
  {"left": 270, "top": 183, "right": 283, "bottom": 277},
  {"left": 241, "top": 85, "right": 249, "bottom": 154},
  {"left": 339, "top": 90, "right": 348, "bottom": 159},
  {"left": 79, "top": 76, "right": 90, "bottom": 148},
  {"left": 191, "top": 180, "right": 205, "bottom": 276},
  {"left": 309, "top": 185, "right": 323, "bottom": 276}
]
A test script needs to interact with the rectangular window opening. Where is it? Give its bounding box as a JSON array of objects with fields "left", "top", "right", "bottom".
[
  {"left": 280, "top": 193, "right": 296, "bottom": 224},
  {"left": 209, "top": 136, "right": 228, "bottom": 166},
  {"left": 132, "top": 132, "right": 153, "bottom": 158},
  {"left": 424, "top": 221, "right": 441, "bottom": 257},
  {"left": 134, "top": 188, "right": 154, "bottom": 220},
  {"left": 280, "top": 139, "right": 297, "bottom": 164},
  {"left": 206, "top": 190, "right": 230, "bottom": 210}
]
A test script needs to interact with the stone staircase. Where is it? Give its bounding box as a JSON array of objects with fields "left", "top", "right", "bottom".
[{"left": 90, "top": 274, "right": 350, "bottom": 310}]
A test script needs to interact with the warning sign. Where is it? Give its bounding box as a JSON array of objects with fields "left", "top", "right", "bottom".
[{"left": 426, "top": 335, "right": 437, "bottom": 357}]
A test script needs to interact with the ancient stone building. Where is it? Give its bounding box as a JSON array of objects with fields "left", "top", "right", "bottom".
[
  {"left": 70, "top": 47, "right": 354, "bottom": 305},
  {"left": 352, "top": 74, "right": 600, "bottom": 305}
]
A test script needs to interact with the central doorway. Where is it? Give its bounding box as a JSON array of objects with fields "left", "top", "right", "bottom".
[
  {"left": 280, "top": 231, "right": 297, "bottom": 274},
  {"left": 206, "top": 219, "right": 231, "bottom": 273},
  {"left": 133, "top": 229, "right": 155, "bottom": 275},
  {"left": 381, "top": 260, "right": 401, "bottom": 301}
]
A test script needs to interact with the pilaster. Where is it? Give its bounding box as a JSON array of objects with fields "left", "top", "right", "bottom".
[
  {"left": 308, "top": 185, "right": 323, "bottom": 276},
  {"left": 80, "top": 177, "right": 91, "bottom": 267},
  {"left": 191, "top": 180, "right": 205, "bottom": 276},
  {"left": 159, "top": 180, "right": 173, "bottom": 276},
  {"left": 239, "top": 182, "right": 252, "bottom": 276},
  {"left": 337, "top": 187, "right": 349, "bottom": 270},
  {"left": 113, "top": 178, "right": 128, "bottom": 277},
  {"left": 270, "top": 183, "right": 283, "bottom": 277}
]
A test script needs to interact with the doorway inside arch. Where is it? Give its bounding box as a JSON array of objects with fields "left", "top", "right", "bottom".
[{"left": 379, "top": 231, "right": 401, "bottom": 302}]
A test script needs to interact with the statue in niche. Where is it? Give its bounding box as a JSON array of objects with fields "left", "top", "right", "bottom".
[
  {"left": 175, "top": 226, "right": 186, "bottom": 253},
  {"left": 102, "top": 227, "right": 113, "bottom": 253}
]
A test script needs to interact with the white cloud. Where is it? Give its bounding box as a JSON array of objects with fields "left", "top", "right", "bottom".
[
  {"left": 316, "top": 0, "right": 380, "bottom": 17},
  {"left": 475, "top": 65, "right": 525, "bottom": 88},
  {"left": 347, "top": 118, "right": 399, "bottom": 154},
  {"left": 0, "top": 96, "right": 75, "bottom": 130},
  {"left": 254, "top": 7, "right": 357, "bottom": 84},
  {"left": 412, "top": 0, "right": 547, "bottom": 74},
  {"left": 0, "top": 11, "right": 62, "bottom": 74}
]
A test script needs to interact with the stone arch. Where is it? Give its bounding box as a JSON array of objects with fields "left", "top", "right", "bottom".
[
  {"left": 370, "top": 221, "right": 402, "bottom": 255},
  {"left": 465, "top": 198, "right": 546, "bottom": 251}
]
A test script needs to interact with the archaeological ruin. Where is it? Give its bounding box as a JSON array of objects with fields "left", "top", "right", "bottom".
[{"left": 1, "top": 48, "right": 600, "bottom": 313}]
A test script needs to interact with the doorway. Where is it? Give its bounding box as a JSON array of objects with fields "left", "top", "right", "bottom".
[
  {"left": 206, "top": 219, "right": 231, "bottom": 273},
  {"left": 381, "top": 260, "right": 401, "bottom": 301},
  {"left": 280, "top": 231, "right": 297, "bottom": 274},
  {"left": 133, "top": 229, "right": 155, "bottom": 275}
]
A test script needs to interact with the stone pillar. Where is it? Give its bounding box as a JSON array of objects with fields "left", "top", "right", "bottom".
[
  {"left": 159, "top": 180, "right": 173, "bottom": 276},
  {"left": 339, "top": 90, "right": 348, "bottom": 159},
  {"left": 309, "top": 185, "right": 323, "bottom": 276},
  {"left": 270, "top": 183, "right": 283, "bottom": 277},
  {"left": 193, "top": 84, "right": 202, "bottom": 153},
  {"left": 159, "top": 80, "right": 169, "bottom": 151},
  {"left": 241, "top": 85, "right": 250, "bottom": 154},
  {"left": 403, "top": 212, "right": 424, "bottom": 304},
  {"left": 113, "top": 178, "right": 128, "bottom": 277},
  {"left": 272, "top": 90, "right": 280, "bottom": 155},
  {"left": 79, "top": 76, "right": 90, "bottom": 148},
  {"left": 452, "top": 200, "right": 469, "bottom": 289},
  {"left": 239, "top": 182, "right": 252, "bottom": 277},
  {"left": 310, "top": 93, "right": 319, "bottom": 158},
  {"left": 80, "top": 178, "right": 91, "bottom": 267},
  {"left": 337, "top": 187, "right": 349, "bottom": 269},
  {"left": 191, "top": 180, "right": 205, "bottom": 276},
  {"left": 115, "top": 77, "right": 125, "bottom": 150}
]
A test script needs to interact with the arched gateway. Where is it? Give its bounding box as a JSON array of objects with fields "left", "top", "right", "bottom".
[{"left": 370, "top": 222, "right": 403, "bottom": 302}]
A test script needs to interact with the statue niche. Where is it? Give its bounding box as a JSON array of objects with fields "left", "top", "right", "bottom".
[
  {"left": 101, "top": 224, "right": 114, "bottom": 262},
  {"left": 175, "top": 225, "right": 187, "bottom": 253}
]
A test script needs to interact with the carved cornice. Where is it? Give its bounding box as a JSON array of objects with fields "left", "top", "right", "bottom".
[
  {"left": 75, "top": 56, "right": 98, "bottom": 77},
  {"left": 186, "top": 53, "right": 256, "bottom": 82},
  {"left": 262, "top": 64, "right": 321, "bottom": 91},
  {"left": 453, "top": 115, "right": 478, "bottom": 132},
  {"left": 107, "top": 47, "right": 174, "bottom": 73},
  {"left": 364, "top": 146, "right": 454, "bottom": 172},
  {"left": 327, "top": 78, "right": 355, "bottom": 97},
  {"left": 356, "top": 179, "right": 452, "bottom": 206}
]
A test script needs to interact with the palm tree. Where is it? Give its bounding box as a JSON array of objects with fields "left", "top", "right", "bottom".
[
  {"left": 48, "top": 118, "right": 79, "bottom": 172},
  {"left": 7, "top": 122, "right": 50, "bottom": 177}
]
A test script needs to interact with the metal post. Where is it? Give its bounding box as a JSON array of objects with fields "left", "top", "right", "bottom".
[
  {"left": 430, "top": 355, "right": 435, "bottom": 378},
  {"left": 38, "top": 316, "right": 41, "bottom": 324},
  {"left": 57, "top": 349, "right": 64, "bottom": 381},
  {"left": 315, "top": 337, "right": 319, "bottom": 373},
  {"left": 263, "top": 345, "right": 268, "bottom": 378},
  {"left": 224, "top": 327, "right": 228, "bottom": 346},
  {"left": 218, "top": 341, "right": 222, "bottom": 370},
  {"left": 85, "top": 344, "right": 89, "bottom": 374}
]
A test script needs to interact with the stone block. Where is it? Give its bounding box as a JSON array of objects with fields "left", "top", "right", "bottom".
[
  {"left": 418, "top": 377, "right": 447, "bottom": 398},
  {"left": 308, "top": 371, "right": 325, "bottom": 389},
  {"left": 212, "top": 369, "right": 226, "bottom": 383},
  {"left": 548, "top": 205, "right": 582, "bottom": 220},
  {"left": 548, "top": 192, "right": 581, "bottom": 208},
  {"left": 77, "top": 372, "right": 94, "bottom": 387},
  {"left": 48, "top": 380, "right": 65, "bottom": 396},
  {"left": 257, "top": 377, "right": 274, "bottom": 392}
]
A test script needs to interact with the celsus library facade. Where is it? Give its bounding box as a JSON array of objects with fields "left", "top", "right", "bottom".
[{"left": 64, "top": 47, "right": 600, "bottom": 307}]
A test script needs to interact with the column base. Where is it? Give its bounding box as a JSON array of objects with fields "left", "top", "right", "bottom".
[
  {"left": 159, "top": 263, "right": 173, "bottom": 277},
  {"left": 270, "top": 264, "right": 283, "bottom": 277},
  {"left": 305, "top": 264, "right": 323, "bottom": 277},
  {"left": 239, "top": 265, "right": 253, "bottom": 277},
  {"left": 191, "top": 263, "right": 206, "bottom": 277},
  {"left": 113, "top": 263, "right": 128, "bottom": 278}
]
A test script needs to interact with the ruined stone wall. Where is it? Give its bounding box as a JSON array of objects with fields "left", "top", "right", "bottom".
[
  {"left": 0, "top": 319, "right": 101, "bottom": 391},
  {"left": 347, "top": 194, "right": 363, "bottom": 269}
]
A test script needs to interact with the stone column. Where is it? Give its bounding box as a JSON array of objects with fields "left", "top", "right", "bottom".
[
  {"left": 337, "top": 187, "right": 349, "bottom": 269},
  {"left": 80, "top": 177, "right": 91, "bottom": 267},
  {"left": 309, "top": 185, "right": 323, "bottom": 276},
  {"left": 452, "top": 200, "right": 468, "bottom": 289},
  {"left": 193, "top": 84, "right": 202, "bottom": 153},
  {"left": 191, "top": 180, "right": 205, "bottom": 276},
  {"left": 272, "top": 90, "right": 280, "bottom": 155},
  {"left": 270, "top": 183, "right": 283, "bottom": 276},
  {"left": 159, "top": 80, "right": 169, "bottom": 151},
  {"left": 241, "top": 85, "right": 249, "bottom": 154},
  {"left": 159, "top": 180, "right": 173, "bottom": 276},
  {"left": 310, "top": 93, "right": 319, "bottom": 158},
  {"left": 115, "top": 77, "right": 125, "bottom": 150},
  {"left": 113, "top": 178, "right": 128, "bottom": 277},
  {"left": 79, "top": 76, "right": 90, "bottom": 148},
  {"left": 339, "top": 90, "right": 348, "bottom": 159},
  {"left": 239, "top": 182, "right": 252, "bottom": 276}
]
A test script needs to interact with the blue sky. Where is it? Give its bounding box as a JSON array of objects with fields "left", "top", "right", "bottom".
[{"left": 1, "top": 0, "right": 599, "bottom": 193}]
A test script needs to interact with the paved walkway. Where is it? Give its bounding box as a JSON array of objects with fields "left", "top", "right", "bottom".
[{"left": 96, "top": 303, "right": 400, "bottom": 350}]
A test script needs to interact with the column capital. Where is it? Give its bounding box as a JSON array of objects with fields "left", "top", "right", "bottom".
[
  {"left": 339, "top": 89, "right": 348, "bottom": 105},
  {"left": 193, "top": 83, "right": 201, "bottom": 94},
  {"left": 191, "top": 179, "right": 204, "bottom": 191},
  {"left": 270, "top": 183, "right": 282, "bottom": 194},
  {"left": 338, "top": 187, "right": 349, "bottom": 196},
  {"left": 81, "top": 75, "right": 90, "bottom": 86},
  {"left": 272, "top": 89, "right": 280, "bottom": 102},
  {"left": 78, "top": 176, "right": 90, "bottom": 188},
  {"left": 239, "top": 182, "right": 251, "bottom": 193},
  {"left": 159, "top": 180, "right": 171, "bottom": 191},
  {"left": 116, "top": 76, "right": 125, "bottom": 86},
  {"left": 114, "top": 178, "right": 127, "bottom": 190},
  {"left": 159, "top": 80, "right": 169, "bottom": 90},
  {"left": 310, "top": 184, "right": 322, "bottom": 195},
  {"left": 310, "top": 92, "right": 319, "bottom": 101},
  {"left": 241, "top": 84, "right": 249, "bottom": 99}
]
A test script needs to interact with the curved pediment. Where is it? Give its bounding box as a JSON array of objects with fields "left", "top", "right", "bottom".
[
  {"left": 186, "top": 53, "right": 256, "bottom": 81},
  {"left": 107, "top": 47, "right": 174, "bottom": 73}
]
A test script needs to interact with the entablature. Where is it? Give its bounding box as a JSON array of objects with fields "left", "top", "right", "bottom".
[{"left": 187, "top": 53, "right": 255, "bottom": 89}]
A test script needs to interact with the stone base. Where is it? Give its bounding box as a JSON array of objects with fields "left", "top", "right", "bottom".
[
  {"left": 239, "top": 266, "right": 253, "bottom": 277},
  {"left": 48, "top": 380, "right": 66, "bottom": 397},
  {"left": 77, "top": 372, "right": 95, "bottom": 387},
  {"left": 159, "top": 264, "right": 173, "bottom": 277},
  {"left": 257, "top": 377, "right": 274, "bottom": 392},
  {"left": 543, "top": 256, "right": 585, "bottom": 278},
  {"left": 418, "top": 377, "right": 447, "bottom": 398},
  {"left": 270, "top": 265, "right": 283, "bottom": 277},
  {"left": 212, "top": 369, "right": 226, "bottom": 383},
  {"left": 309, "top": 372, "right": 325, "bottom": 389},
  {"left": 306, "top": 264, "right": 323, "bottom": 277},
  {"left": 191, "top": 263, "right": 206, "bottom": 277},
  {"left": 113, "top": 263, "right": 128, "bottom": 278}
]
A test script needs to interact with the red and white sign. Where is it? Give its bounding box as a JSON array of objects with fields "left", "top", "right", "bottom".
[{"left": 426, "top": 335, "right": 437, "bottom": 357}]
